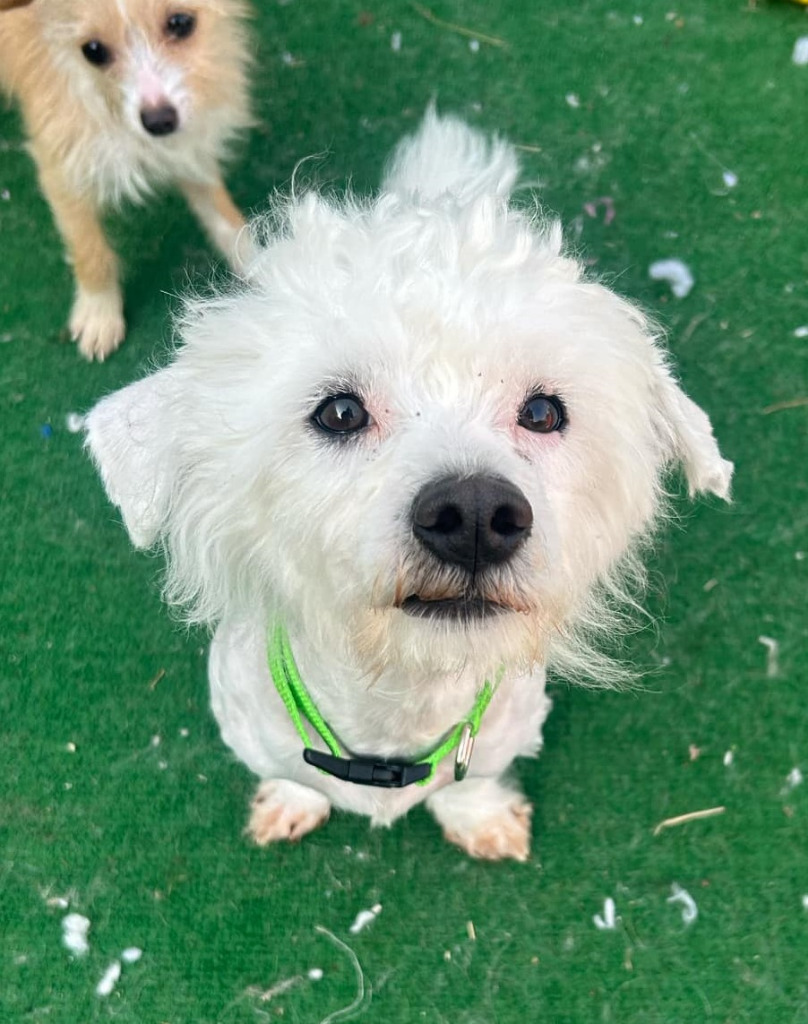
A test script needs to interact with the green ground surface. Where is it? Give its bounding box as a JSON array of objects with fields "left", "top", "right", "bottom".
[{"left": 2, "top": 1, "right": 808, "bottom": 1021}]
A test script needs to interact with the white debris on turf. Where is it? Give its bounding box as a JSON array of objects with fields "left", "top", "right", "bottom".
[
  {"left": 723, "top": 750, "right": 734, "bottom": 767},
  {"left": 390, "top": 31, "right": 402, "bottom": 51},
  {"left": 794, "top": 326, "right": 808, "bottom": 338},
  {"left": 633, "top": 14, "right": 643, "bottom": 25},
  {"left": 593, "top": 897, "right": 617, "bottom": 930},
  {"left": 308, "top": 968, "right": 324, "bottom": 981},
  {"left": 793, "top": 36, "right": 808, "bottom": 66},
  {"left": 648, "top": 259, "right": 694, "bottom": 298},
  {"left": 722, "top": 170, "right": 738, "bottom": 188},
  {"left": 469, "top": 38, "right": 480, "bottom": 52},
  {"left": 121, "top": 947, "right": 142, "bottom": 964},
  {"left": 758, "top": 635, "right": 780, "bottom": 678},
  {"left": 62, "top": 913, "right": 90, "bottom": 957},
  {"left": 96, "top": 961, "right": 122, "bottom": 998},
  {"left": 802, "top": 895, "right": 808, "bottom": 911},
  {"left": 348, "top": 903, "right": 382, "bottom": 934},
  {"left": 565, "top": 93, "right": 581, "bottom": 108},
  {"left": 667, "top": 883, "right": 698, "bottom": 926},
  {"left": 786, "top": 767, "right": 803, "bottom": 790},
  {"left": 65, "top": 412, "right": 85, "bottom": 433}
]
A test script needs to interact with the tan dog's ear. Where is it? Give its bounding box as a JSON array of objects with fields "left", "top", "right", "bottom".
[
  {"left": 85, "top": 371, "right": 178, "bottom": 549},
  {"left": 0, "top": 0, "right": 36, "bottom": 11},
  {"left": 654, "top": 365, "right": 733, "bottom": 500}
]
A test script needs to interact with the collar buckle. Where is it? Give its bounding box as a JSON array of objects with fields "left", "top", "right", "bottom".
[{"left": 304, "top": 748, "right": 433, "bottom": 788}]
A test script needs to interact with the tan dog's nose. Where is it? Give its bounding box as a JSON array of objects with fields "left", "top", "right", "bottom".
[{"left": 140, "top": 104, "right": 178, "bottom": 136}]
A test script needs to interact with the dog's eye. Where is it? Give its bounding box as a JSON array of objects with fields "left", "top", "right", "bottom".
[
  {"left": 81, "top": 39, "right": 113, "bottom": 67},
  {"left": 517, "top": 394, "right": 566, "bottom": 433},
  {"left": 311, "top": 394, "right": 370, "bottom": 436},
  {"left": 166, "top": 12, "right": 196, "bottom": 39}
]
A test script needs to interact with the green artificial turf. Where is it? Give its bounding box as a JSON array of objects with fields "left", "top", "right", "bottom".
[{"left": 2, "top": 1, "right": 808, "bottom": 1021}]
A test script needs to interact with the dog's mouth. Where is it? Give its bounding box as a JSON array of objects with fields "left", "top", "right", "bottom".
[{"left": 400, "top": 594, "right": 511, "bottom": 622}]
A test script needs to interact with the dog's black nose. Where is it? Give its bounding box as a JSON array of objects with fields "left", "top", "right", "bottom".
[
  {"left": 140, "top": 104, "right": 178, "bottom": 136},
  {"left": 411, "top": 475, "right": 533, "bottom": 573}
]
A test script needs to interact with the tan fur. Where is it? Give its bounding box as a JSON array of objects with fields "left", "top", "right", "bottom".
[{"left": 0, "top": 0, "right": 252, "bottom": 360}]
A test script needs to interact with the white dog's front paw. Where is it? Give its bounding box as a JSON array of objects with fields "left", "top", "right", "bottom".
[
  {"left": 70, "top": 288, "right": 125, "bottom": 361},
  {"left": 427, "top": 777, "right": 533, "bottom": 862},
  {"left": 246, "top": 779, "right": 331, "bottom": 845}
]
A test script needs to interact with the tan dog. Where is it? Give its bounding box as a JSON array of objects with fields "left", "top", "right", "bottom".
[{"left": 0, "top": 0, "right": 252, "bottom": 359}]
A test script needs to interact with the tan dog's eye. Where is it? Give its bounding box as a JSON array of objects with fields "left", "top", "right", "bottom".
[
  {"left": 81, "top": 39, "right": 113, "bottom": 67},
  {"left": 166, "top": 12, "right": 196, "bottom": 39},
  {"left": 518, "top": 394, "right": 566, "bottom": 433}
]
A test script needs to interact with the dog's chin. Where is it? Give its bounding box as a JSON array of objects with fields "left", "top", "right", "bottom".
[{"left": 400, "top": 595, "right": 511, "bottom": 624}]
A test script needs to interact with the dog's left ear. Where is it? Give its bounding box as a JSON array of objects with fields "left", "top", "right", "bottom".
[
  {"left": 0, "top": 0, "right": 35, "bottom": 9},
  {"left": 653, "top": 365, "right": 733, "bottom": 500},
  {"left": 85, "top": 371, "right": 178, "bottom": 548}
]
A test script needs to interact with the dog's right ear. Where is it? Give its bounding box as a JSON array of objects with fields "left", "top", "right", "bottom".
[
  {"left": 84, "top": 371, "right": 177, "bottom": 549},
  {"left": 0, "top": 0, "right": 35, "bottom": 10}
]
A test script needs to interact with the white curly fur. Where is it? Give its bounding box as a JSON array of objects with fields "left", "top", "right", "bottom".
[{"left": 86, "top": 110, "right": 732, "bottom": 859}]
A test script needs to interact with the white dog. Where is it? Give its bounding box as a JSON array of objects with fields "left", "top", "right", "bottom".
[{"left": 86, "top": 111, "right": 732, "bottom": 861}]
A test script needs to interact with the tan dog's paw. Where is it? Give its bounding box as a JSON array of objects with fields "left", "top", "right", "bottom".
[
  {"left": 246, "top": 779, "right": 331, "bottom": 845},
  {"left": 443, "top": 799, "right": 533, "bottom": 862},
  {"left": 427, "top": 776, "right": 533, "bottom": 862},
  {"left": 70, "top": 288, "right": 125, "bottom": 361}
]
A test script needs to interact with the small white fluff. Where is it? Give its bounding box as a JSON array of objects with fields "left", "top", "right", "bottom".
[
  {"left": 61, "top": 913, "right": 90, "bottom": 957},
  {"left": 66, "top": 412, "right": 86, "bottom": 434},
  {"left": 633, "top": 15, "right": 643, "bottom": 25},
  {"left": 793, "top": 36, "right": 808, "bottom": 66},
  {"left": 469, "top": 39, "right": 480, "bottom": 53},
  {"left": 758, "top": 635, "right": 779, "bottom": 678},
  {"left": 349, "top": 903, "right": 382, "bottom": 935},
  {"left": 565, "top": 93, "right": 581, "bottom": 108},
  {"left": 593, "top": 897, "right": 617, "bottom": 930},
  {"left": 649, "top": 259, "right": 694, "bottom": 298},
  {"left": 308, "top": 967, "right": 324, "bottom": 981},
  {"left": 121, "top": 947, "right": 143, "bottom": 964},
  {"left": 794, "top": 326, "right": 808, "bottom": 339},
  {"left": 802, "top": 895, "right": 808, "bottom": 911},
  {"left": 722, "top": 171, "right": 738, "bottom": 189},
  {"left": 96, "top": 961, "right": 122, "bottom": 998},
  {"left": 667, "top": 883, "right": 698, "bottom": 925},
  {"left": 723, "top": 749, "right": 734, "bottom": 767},
  {"left": 391, "top": 31, "right": 402, "bottom": 52},
  {"left": 786, "top": 767, "right": 803, "bottom": 790}
]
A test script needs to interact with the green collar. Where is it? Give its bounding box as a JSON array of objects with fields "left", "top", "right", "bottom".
[{"left": 267, "top": 624, "right": 500, "bottom": 789}]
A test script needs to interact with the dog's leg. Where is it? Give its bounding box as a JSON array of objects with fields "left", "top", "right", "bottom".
[
  {"left": 246, "top": 779, "right": 331, "bottom": 845},
  {"left": 36, "top": 157, "right": 125, "bottom": 361},
  {"left": 427, "top": 776, "right": 533, "bottom": 862},
  {"left": 181, "top": 178, "right": 256, "bottom": 274}
]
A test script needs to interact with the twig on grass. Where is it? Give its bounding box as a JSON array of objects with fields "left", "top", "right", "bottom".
[
  {"left": 315, "top": 926, "right": 370, "bottom": 1024},
  {"left": 762, "top": 397, "right": 808, "bottom": 415},
  {"left": 653, "top": 805, "right": 725, "bottom": 836},
  {"left": 147, "top": 668, "right": 166, "bottom": 691},
  {"left": 410, "top": 3, "right": 508, "bottom": 48}
]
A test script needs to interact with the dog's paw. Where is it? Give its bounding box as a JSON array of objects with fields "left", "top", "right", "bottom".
[
  {"left": 246, "top": 779, "right": 331, "bottom": 845},
  {"left": 70, "top": 288, "right": 125, "bottom": 361},
  {"left": 427, "top": 777, "right": 533, "bottom": 862}
]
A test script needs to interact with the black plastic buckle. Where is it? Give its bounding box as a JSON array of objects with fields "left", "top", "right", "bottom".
[{"left": 303, "top": 749, "right": 432, "bottom": 788}]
